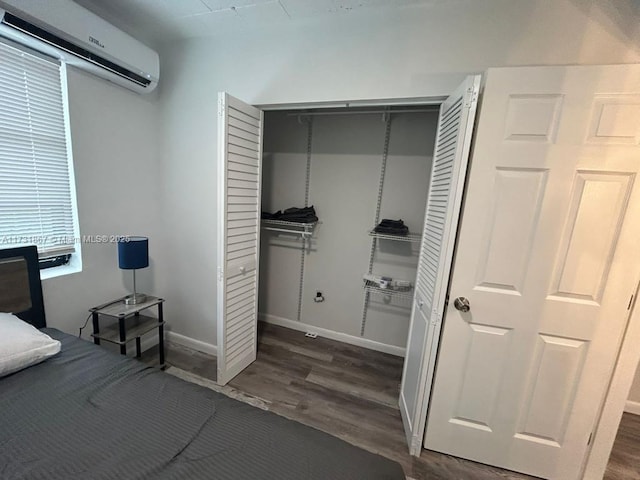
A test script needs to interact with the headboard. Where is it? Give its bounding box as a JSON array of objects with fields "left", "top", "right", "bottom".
[{"left": 0, "top": 246, "right": 46, "bottom": 328}]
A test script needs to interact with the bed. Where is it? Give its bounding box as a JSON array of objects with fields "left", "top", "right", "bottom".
[{"left": 0, "top": 246, "right": 405, "bottom": 480}]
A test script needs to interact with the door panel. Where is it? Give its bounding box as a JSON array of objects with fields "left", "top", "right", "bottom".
[
  {"left": 217, "top": 92, "right": 263, "bottom": 386},
  {"left": 516, "top": 334, "right": 587, "bottom": 445},
  {"left": 451, "top": 323, "right": 512, "bottom": 431},
  {"left": 475, "top": 167, "right": 548, "bottom": 294},
  {"left": 425, "top": 65, "right": 640, "bottom": 479},
  {"left": 550, "top": 171, "right": 633, "bottom": 303},
  {"left": 402, "top": 293, "right": 429, "bottom": 423},
  {"left": 399, "top": 75, "right": 481, "bottom": 455}
]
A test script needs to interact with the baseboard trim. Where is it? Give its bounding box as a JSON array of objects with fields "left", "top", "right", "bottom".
[
  {"left": 259, "top": 313, "right": 405, "bottom": 357},
  {"left": 166, "top": 331, "right": 218, "bottom": 356},
  {"left": 624, "top": 400, "right": 640, "bottom": 416}
]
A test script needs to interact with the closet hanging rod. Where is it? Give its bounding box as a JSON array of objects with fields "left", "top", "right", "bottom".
[{"left": 288, "top": 108, "right": 438, "bottom": 117}]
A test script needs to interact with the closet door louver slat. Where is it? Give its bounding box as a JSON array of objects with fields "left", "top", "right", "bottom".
[
  {"left": 415, "top": 121, "right": 458, "bottom": 303},
  {"left": 217, "top": 93, "right": 263, "bottom": 386},
  {"left": 399, "top": 76, "right": 481, "bottom": 455}
]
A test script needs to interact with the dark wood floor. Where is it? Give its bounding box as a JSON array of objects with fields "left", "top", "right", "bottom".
[{"left": 142, "top": 323, "right": 639, "bottom": 480}]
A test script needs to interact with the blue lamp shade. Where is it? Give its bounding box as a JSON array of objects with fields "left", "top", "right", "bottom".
[{"left": 118, "top": 237, "right": 149, "bottom": 270}]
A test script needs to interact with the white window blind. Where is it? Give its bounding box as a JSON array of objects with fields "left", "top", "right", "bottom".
[{"left": 0, "top": 40, "right": 78, "bottom": 257}]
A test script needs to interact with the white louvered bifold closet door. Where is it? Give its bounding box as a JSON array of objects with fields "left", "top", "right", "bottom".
[
  {"left": 399, "top": 76, "right": 481, "bottom": 455},
  {"left": 216, "top": 93, "right": 263, "bottom": 386}
]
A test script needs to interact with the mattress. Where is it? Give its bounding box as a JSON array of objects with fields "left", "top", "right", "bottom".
[{"left": 0, "top": 329, "right": 405, "bottom": 480}]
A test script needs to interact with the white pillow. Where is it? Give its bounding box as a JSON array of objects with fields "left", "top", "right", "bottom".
[{"left": 0, "top": 312, "right": 61, "bottom": 378}]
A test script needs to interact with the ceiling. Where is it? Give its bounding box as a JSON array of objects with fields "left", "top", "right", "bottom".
[{"left": 73, "top": 0, "right": 446, "bottom": 45}]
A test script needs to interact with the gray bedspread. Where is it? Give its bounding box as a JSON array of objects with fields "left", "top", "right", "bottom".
[{"left": 0, "top": 329, "right": 405, "bottom": 480}]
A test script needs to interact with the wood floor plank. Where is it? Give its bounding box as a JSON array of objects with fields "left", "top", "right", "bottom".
[
  {"left": 305, "top": 366, "right": 400, "bottom": 409},
  {"left": 242, "top": 342, "right": 314, "bottom": 379},
  {"left": 259, "top": 334, "right": 335, "bottom": 362}
]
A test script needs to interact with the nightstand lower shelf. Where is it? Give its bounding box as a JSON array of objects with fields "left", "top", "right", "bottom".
[{"left": 91, "top": 315, "right": 165, "bottom": 345}]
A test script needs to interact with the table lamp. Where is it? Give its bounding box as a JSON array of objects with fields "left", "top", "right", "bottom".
[{"left": 118, "top": 236, "right": 148, "bottom": 305}]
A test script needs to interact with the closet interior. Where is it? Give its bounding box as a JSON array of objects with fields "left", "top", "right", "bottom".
[{"left": 258, "top": 106, "right": 440, "bottom": 352}]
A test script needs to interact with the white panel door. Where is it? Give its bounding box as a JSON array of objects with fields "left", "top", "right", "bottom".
[
  {"left": 217, "top": 92, "right": 263, "bottom": 386},
  {"left": 399, "top": 75, "right": 481, "bottom": 455},
  {"left": 425, "top": 65, "right": 640, "bottom": 479}
]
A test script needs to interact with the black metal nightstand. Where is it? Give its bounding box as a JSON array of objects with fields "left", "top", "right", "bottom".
[{"left": 90, "top": 296, "right": 165, "bottom": 367}]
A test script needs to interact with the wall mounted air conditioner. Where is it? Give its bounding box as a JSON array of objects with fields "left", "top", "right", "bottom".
[{"left": 0, "top": 0, "right": 159, "bottom": 94}]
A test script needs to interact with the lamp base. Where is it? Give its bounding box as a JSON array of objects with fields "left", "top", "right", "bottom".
[{"left": 124, "top": 293, "right": 147, "bottom": 305}]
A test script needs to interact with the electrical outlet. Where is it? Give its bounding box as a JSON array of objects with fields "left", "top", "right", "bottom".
[{"left": 305, "top": 332, "right": 318, "bottom": 339}]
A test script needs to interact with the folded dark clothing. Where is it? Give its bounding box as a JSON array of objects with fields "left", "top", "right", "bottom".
[
  {"left": 375, "top": 225, "right": 409, "bottom": 235},
  {"left": 261, "top": 210, "right": 282, "bottom": 220},
  {"left": 374, "top": 218, "right": 409, "bottom": 235},
  {"left": 282, "top": 206, "right": 316, "bottom": 216},
  {"left": 377, "top": 219, "right": 406, "bottom": 228},
  {"left": 283, "top": 214, "right": 318, "bottom": 224},
  {"left": 280, "top": 214, "right": 318, "bottom": 223},
  {"left": 263, "top": 206, "right": 318, "bottom": 223},
  {"left": 280, "top": 206, "right": 318, "bottom": 223}
]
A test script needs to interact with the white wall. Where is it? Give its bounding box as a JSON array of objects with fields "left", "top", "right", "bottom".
[
  {"left": 42, "top": 67, "right": 161, "bottom": 337},
  {"left": 158, "top": 0, "right": 640, "bottom": 348},
  {"left": 260, "top": 111, "right": 436, "bottom": 348}
]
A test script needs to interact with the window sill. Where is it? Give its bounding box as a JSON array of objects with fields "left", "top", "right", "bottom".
[{"left": 41, "top": 256, "right": 82, "bottom": 280}]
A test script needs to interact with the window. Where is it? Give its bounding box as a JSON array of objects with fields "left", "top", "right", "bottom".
[{"left": 0, "top": 40, "right": 80, "bottom": 277}]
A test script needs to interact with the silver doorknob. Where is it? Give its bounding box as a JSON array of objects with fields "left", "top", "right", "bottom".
[{"left": 454, "top": 297, "right": 470, "bottom": 312}]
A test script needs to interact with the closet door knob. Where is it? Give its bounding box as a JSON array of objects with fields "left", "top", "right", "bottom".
[{"left": 454, "top": 297, "right": 470, "bottom": 312}]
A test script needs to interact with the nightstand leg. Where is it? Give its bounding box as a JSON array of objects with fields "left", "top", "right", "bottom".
[
  {"left": 92, "top": 312, "right": 100, "bottom": 345},
  {"left": 135, "top": 337, "right": 141, "bottom": 358},
  {"left": 158, "top": 302, "right": 165, "bottom": 367},
  {"left": 119, "top": 317, "right": 126, "bottom": 355}
]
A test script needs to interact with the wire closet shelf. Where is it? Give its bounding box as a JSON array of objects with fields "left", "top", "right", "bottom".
[
  {"left": 368, "top": 229, "right": 421, "bottom": 243},
  {"left": 261, "top": 219, "right": 318, "bottom": 238},
  {"left": 363, "top": 279, "right": 414, "bottom": 301}
]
